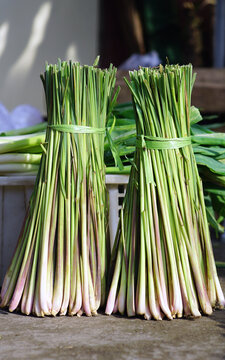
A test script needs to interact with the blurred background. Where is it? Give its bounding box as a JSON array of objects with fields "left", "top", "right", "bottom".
[{"left": 0, "top": 0, "right": 224, "bottom": 114}]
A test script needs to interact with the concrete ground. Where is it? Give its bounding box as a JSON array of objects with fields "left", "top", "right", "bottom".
[{"left": 0, "top": 243, "right": 225, "bottom": 360}]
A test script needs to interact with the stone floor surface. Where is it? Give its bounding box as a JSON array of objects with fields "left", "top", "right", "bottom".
[{"left": 0, "top": 242, "right": 225, "bottom": 360}]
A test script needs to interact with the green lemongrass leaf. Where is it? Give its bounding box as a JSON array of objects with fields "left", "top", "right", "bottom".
[
  {"left": 204, "top": 186, "right": 225, "bottom": 196},
  {"left": 192, "top": 133, "right": 225, "bottom": 146},
  {"left": 206, "top": 122, "right": 225, "bottom": 130},
  {"left": 215, "top": 153, "right": 225, "bottom": 160},
  {"left": 206, "top": 207, "right": 223, "bottom": 234},
  {"left": 108, "top": 118, "right": 135, "bottom": 127},
  {"left": 107, "top": 86, "right": 120, "bottom": 116},
  {"left": 105, "top": 129, "right": 124, "bottom": 170},
  {"left": 195, "top": 154, "right": 225, "bottom": 175},
  {"left": 108, "top": 116, "right": 116, "bottom": 136},
  {"left": 104, "top": 129, "right": 136, "bottom": 151},
  {"left": 0, "top": 122, "right": 47, "bottom": 136},
  {"left": 0, "top": 133, "right": 45, "bottom": 154},
  {"left": 216, "top": 262, "right": 225, "bottom": 268},
  {"left": 40, "top": 143, "right": 47, "bottom": 154},
  {"left": 112, "top": 102, "right": 134, "bottom": 119},
  {"left": 191, "top": 123, "right": 213, "bottom": 135},
  {"left": 93, "top": 55, "right": 100, "bottom": 67},
  {"left": 193, "top": 145, "right": 225, "bottom": 158},
  {"left": 190, "top": 106, "right": 202, "bottom": 125},
  {"left": 204, "top": 195, "right": 224, "bottom": 234},
  {"left": 110, "top": 125, "right": 136, "bottom": 137},
  {"left": 203, "top": 114, "right": 219, "bottom": 121},
  {"left": 208, "top": 192, "right": 225, "bottom": 219},
  {"left": 117, "top": 146, "right": 135, "bottom": 157}
]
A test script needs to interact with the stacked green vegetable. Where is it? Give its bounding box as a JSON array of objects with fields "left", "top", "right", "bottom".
[
  {"left": 0, "top": 127, "right": 45, "bottom": 175},
  {"left": 191, "top": 124, "right": 225, "bottom": 234},
  {"left": 0, "top": 59, "right": 117, "bottom": 316},
  {"left": 105, "top": 65, "right": 225, "bottom": 320}
]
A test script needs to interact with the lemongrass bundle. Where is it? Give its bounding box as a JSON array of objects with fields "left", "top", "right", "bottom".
[
  {"left": 0, "top": 59, "right": 117, "bottom": 316},
  {"left": 105, "top": 64, "right": 225, "bottom": 320}
]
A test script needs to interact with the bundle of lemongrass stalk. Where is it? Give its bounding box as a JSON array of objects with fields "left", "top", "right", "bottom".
[
  {"left": 0, "top": 59, "right": 117, "bottom": 316},
  {"left": 105, "top": 64, "right": 225, "bottom": 320}
]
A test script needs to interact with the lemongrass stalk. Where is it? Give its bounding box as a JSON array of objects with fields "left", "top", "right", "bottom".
[
  {"left": 0, "top": 122, "right": 47, "bottom": 136},
  {"left": 70, "top": 256, "right": 82, "bottom": 315},
  {"left": 0, "top": 133, "right": 45, "bottom": 153},
  {"left": 69, "top": 164, "right": 76, "bottom": 313},
  {"left": 126, "top": 166, "right": 138, "bottom": 317},
  {"left": 136, "top": 159, "right": 146, "bottom": 315},
  {"left": 0, "top": 153, "right": 41, "bottom": 164},
  {"left": 105, "top": 243, "right": 122, "bottom": 315},
  {"left": 0, "top": 163, "right": 39, "bottom": 174},
  {"left": 46, "top": 171, "right": 59, "bottom": 313},
  {"left": 51, "top": 188, "right": 64, "bottom": 316},
  {"left": 60, "top": 106, "right": 71, "bottom": 315}
]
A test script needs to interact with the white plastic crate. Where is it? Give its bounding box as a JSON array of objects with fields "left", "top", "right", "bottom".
[{"left": 0, "top": 174, "right": 129, "bottom": 285}]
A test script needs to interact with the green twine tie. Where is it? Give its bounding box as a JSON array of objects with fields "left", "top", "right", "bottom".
[
  {"left": 48, "top": 124, "right": 105, "bottom": 134},
  {"left": 136, "top": 135, "right": 192, "bottom": 150},
  {"left": 48, "top": 124, "right": 123, "bottom": 170}
]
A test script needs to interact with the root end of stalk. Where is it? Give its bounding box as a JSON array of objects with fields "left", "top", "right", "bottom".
[
  {"left": 69, "top": 311, "right": 77, "bottom": 316},
  {"left": 218, "top": 303, "right": 225, "bottom": 310},
  {"left": 59, "top": 310, "right": 67, "bottom": 316},
  {"left": 105, "top": 311, "right": 112, "bottom": 316},
  {"left": 9, "top": 305, "right": 17, "bottom": 313},
  {"left": 77, "top": 309, "right": 83, "bottom": 317},
  {"left": 203, "top": 304, "right": 213, "bottom": 316},
  {"left": 127, "top": 311, "right": 135, "bottom": 318},
  {"left": 23, "top": 310, "right": 31, "bottom": 316},
  {"left": 144, "top": 314, "right": 151, "bottom": 320},
  {"left": 51, "top": 310, "right": 58, "bottom": 317}
]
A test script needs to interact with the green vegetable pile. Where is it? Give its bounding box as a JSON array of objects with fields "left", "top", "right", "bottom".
[{"left": 0, "top": 130, "right": 45, "bottom": 175}]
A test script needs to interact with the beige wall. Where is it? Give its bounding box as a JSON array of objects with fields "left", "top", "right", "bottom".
[{"left": 0, "top": 0, "right": 99, "bottom": 114}]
